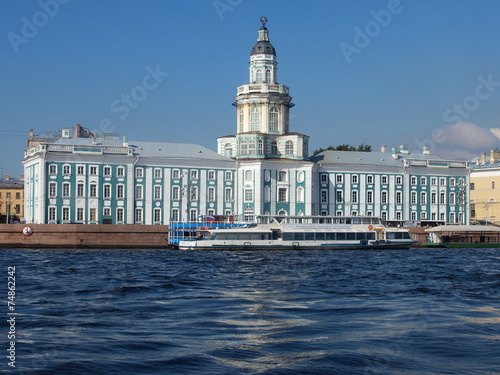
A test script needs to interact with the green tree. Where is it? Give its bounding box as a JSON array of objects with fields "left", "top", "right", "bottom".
[{"left": 312, "top": 143, "right": 372, "bottom": 156}]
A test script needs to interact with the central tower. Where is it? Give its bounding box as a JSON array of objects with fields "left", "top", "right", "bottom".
[{"left": 218, "top": 17, "right": 309, "bottom": 160}]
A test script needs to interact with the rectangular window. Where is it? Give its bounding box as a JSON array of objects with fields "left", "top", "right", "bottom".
[
  {"left": 411, "top": 212, "right": 417, "bottom": 221},
  {"left": 440, "top": 192, "right": 446, "bottom": 204},
  {"left": 431, "top": 192, "right": 437, "bottom": 204},
  {"left": 63, "top": 165, "right": 71, "bottom": 175},
  {"left": 367, "top": 175, "right": 373, "bottom": 184},
  {"left": 450, "top": 178, "right": 456, "bottom": 187},
  {"left": 440, "top": 178, "right": 446, "bottom": 186},
  {"left": 367, "top": 190, "right": 373, "bottom": 204},
  {"left": 352, "top": 175, "right": 358, "bottom": 184},
  {"left": 244, "top": 189, "right": 253, "bottom": 202},
  {"left": 117, "top": 184, "right": 124, "bottom": 199},
  {"left": 135, "top": 208, "right": 143, "bottom": 223},
  {"left": 16, "top": 192, "right": 21, "bottom": 199},
  {"left": 49, "top": 164, "right": 57, "bottom": 174},
  {"left": 421, "top": 177, "right": 427, "bottom": 185},
  {"left": 136, "top": 185, "right": 143, "bottom": 200},
  {"left": 421, "top": 211, "right": 427, "bottom": 220},
  {"left": 77, "top": 165, "right": 85, "bottom": 175},
  {"left": 336, "top": 190, "right": 343, "bottom": 203},
  {"left": 172, "top": 169, "right": 180, "bottom": 179},
  {"left": 396, "top": 211, "right": 402, "bottom": 220},
  {"left": 278, "top": 188, "right": 288, "bottom": 202},
  {"left": 411, "top": 176, "right": 417, "bottom": 185},
  {"left": 321, "top": 190, "right": 327, "bottom": 203},
  {"left": 208, "top": 170, "right": 216, "bottom": 180},
  {"left": 89, "top": 184, "right": 97, "bottom": 198},
  {"left": 352, "top": 190, "right": 358, "bottom": 203},
  {"left": 208, "top": 187, "right": 216, "bottom": 201},
  {"left": 190, "top": 209, "right": 198, "bottom": 222},
  {"left": 225, "top": 171, "right": 233, "bottom": 181},
  {"left": 77, "top": 183, "right": 84, "bottom": 197},
  {"left": 321, "top": 174, "right": 328, "bottom": 184},
  {"left": 62, "top": 207, "right": 70, "bottom": 221},
  {"left": 190, "top": 186, "right": 198, "bottom": 200},
  {"left": 336, "top": 174, "right": 343, "bottom": 184},
  {"left": 421, "top": 192, "right": 427, "bottom": 205},
  {"left": 154, "top": 185, "right": 162, "bottom": 200},
  {"left": 104, "top": 184, "right": 111, "bottom": 199},
  {"left": 154, "top": 208, "right": 161, "bottom": 222},
  {"left": 431, "top": 177, "right": 437, "bottom": 185},
  {"left": 154, "top": 168, "right": 162, "bottom": 179},
  {"left": 450, "top": 193, "right": 456, "bottom": 205},
  {"left": 62, "top": 183, "right": 70, "bottom": 197},
  {"left": 117, "top": 208, "right": 124, "bottom": 222},
  {"left": 48, "top": 207, "right": 56, "bottom": 221},
  {"left": 190, "top": 170, "right": 198, "bottom": 180},
  {"left": 117, "top": 167, "right": 125, "bottom": 177},
  {"left": 77, "top": 208, "right": 84, "bottom": 221},
  {"left": 396, "top": 176, "right": 402, "bottom": 185},
  {"left": 90, "top": 208, "right": 97, "bottom": 221},
  {"left": 411, "top": 192, "right": 417, "bottom": 204},
  {"left": 136, "top": 168, "right": 144, "bottom": 178},
  {"left": 49, "top": 182, "right": 56, "bottom": 198},
  {"left": 171, "top": 208, "right": 179, "bottom": 222},
  {"left": 381, "top": 176, "right": 388, "bottom": 185},
  {"left": 104, "top": 166, "right": 111, "bottom": 176},
  {"left": 470, "top": 183, "right": 475, "bottom": 190},
  {"left": 396, "top": 191, "right": 402, "bottom": 204},
  {"left": 90, "top": 166, "right": 97, "bottom": 175},
  {"left": 103, "top": 207, "right": 111, "bottom": 216},
  {"left": 279, "top": 171, "right": 287, "bottom": 182},
  {"left": 172, "top": 186, "right": 180, "bottom": 200},
  {"left": 225, "top": 188, "right": 233, "bottom": 201}
]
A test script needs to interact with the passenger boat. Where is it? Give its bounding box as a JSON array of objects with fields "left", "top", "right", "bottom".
[{"left": 177, "top": 215, "right": 417, "bottom": 250}]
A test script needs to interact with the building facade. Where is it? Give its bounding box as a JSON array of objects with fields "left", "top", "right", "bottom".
[
  {"left": 22, "top": 18, "right": 470, "bottom": 225},
  {"left": 469, "top": 150, "right": 500, "bottom": 225},
  {"left": 0, "top": 175, "right": 24, "bottom": 222}
]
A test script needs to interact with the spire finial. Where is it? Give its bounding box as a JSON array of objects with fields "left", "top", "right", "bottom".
[{"left": 260, "top": 16, "right": 268, "bottom": 27}]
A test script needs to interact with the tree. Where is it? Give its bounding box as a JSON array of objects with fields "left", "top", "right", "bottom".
[{"left": 312, "top": 143, "right": 372, "bottom": 156}]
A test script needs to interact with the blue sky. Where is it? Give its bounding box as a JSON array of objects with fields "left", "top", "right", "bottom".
[{"left": 2, "top": 0, "right": 500, "bottom": 176}]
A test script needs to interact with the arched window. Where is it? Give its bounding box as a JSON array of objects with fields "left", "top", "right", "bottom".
[
  {"left": 240, "top": 140, "right": 248, "bottom": 155},
  {"left": 277, "top": 209, "right": 288, "bottom": 216},
  {"left": 258, "top": 139, "right": 264, "bottom": 155},
  {"left": 225, "top": 143, "right": 232, "bottom": 157},
  {"left": 271, "top": 141, "right": 278, "bottom": 155},
  {"left": 245, "top": 170, "right": 253, "bottom": 181},
  {"left": 266, "top": 69, "right": 272, "bottom": 83},
  {"left": 256, "top": 69, "right": 263, "bottom": 83},
  {"left": 265, "top": 186, "right": 271, "bottom": 202},
  {"left": 239, "top": 109, "right": 244, "bottom": 132},
  {"left": 248, "top": 140, "right": 256, "bottom": 154},
  {"left": 250, "top": 108, "right": 260, "bottom": 131},
  {"left": 269, "top": 107, "right": 279, "bottom": 132},
  {"left": 285, "top": 140, "right": 294, "bottom": 155},
  {"left": 297, "top": 187, "right": 305, "bottom": 203}
]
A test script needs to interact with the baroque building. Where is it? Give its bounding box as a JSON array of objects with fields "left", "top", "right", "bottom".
[{"left": 22, "top": 18, "right": 470, "bottom": 225}]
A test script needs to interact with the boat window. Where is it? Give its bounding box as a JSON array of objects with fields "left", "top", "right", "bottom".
[
  {"left": 361, "top": 218, "right": 371, "bottom": 224},
  {"left": 366, "top": 233, "right": 375, "bottom": 240},
  {"left": 402, "top": 232, "right": 410, "bottom": 239},
  {"left": 294, "top": 233, "right": 304, "bottom": 240},
  {"left": 226, "top": 233, "right": 239, "bottom": 240},
  {"left": 325, "top": 233, "right": 335, "bottom": 240},
  {"left": 305, "top": 232, "right": 315, "bottom": 240},
  {"left": 347, "top": 233, "right": 356, "bottom": 240},
  {"left": 249, "top": 233, "right": 261, "bottom": 240},
  {"left": 356, "top": 232, "right": 365, "bottom": 240},
  {"left": 336, "top": 233, "right": 346, "bottom": 240},
  {"left": 315, "top": 232, "right": 326, "bottom": 240},
  {"left": 282, "top": 233, "right": 293, "bottom": 241},
  {"left": 352, "top": 218, "right": 361, "bottom": 224}
]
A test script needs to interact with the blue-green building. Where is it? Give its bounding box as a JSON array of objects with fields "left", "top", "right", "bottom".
[{"left": 22, "top": 18, "right": 470, "bottom": 225}]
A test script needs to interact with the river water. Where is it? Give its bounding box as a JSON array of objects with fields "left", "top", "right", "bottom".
[{"left": 1, "top": 247, "right": 500, "bottom": 374}]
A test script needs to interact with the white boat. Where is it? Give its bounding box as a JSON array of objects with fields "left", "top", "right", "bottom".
[{"left": 177, "top": 215, "right": 417, "bottom": 250}]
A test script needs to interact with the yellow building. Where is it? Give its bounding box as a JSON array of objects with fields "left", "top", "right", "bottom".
[
  {"left": 0, "top": 175, "right": 24, "bottom": 222},
  {"left": 470, "top": 150, "right": 500, "bottom": 225}
]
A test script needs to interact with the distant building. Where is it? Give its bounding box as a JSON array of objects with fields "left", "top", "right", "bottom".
[
  {"left": 0, "top": 175, "right": 24, "bottom": 221},
  {"left": 22, "top": 18, "right": 470, "bottom": 225},
  {"left": 470, "top": 150, "right": 500, "bottom": 225}
]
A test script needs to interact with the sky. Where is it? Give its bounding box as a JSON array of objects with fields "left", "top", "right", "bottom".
[{"left": 2, "top": 0, "right": 500, "bottom": 177}]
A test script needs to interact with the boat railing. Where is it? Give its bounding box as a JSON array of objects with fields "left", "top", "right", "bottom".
[{"left": 168, "top": 220, "right": 250, "bottom": 245}]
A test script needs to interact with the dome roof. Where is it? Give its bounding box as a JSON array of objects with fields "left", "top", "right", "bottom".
[{"left": 251, "top": 39, "right": 276, "bottom": 56}]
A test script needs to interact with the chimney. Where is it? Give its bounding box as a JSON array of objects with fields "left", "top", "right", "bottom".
[
  {"left": 28, "top": 129, "right": 34, "bottom": 139},
  {"left": 400, "top": 145, "right": 409, "bottom": 154},
  {"left": 481, "top": 153, "right": 487, "bottom": 164},
  {"left": 76, "top": 124, "right": 81, "bottom": 138},
  {"left": 392, "top": 147, "right": 398, "bottom": 159},
  {"left": 423, "top": 146, "right": 431, "bottom": 155},
  {"left": 123, "top": 136, "right": 129, "bottom": 147},
  {"left": 380, "top": 145, "right": 387, "bottom": 153},
  {"left": 4, "top": 175, "right": 10, "bottom": 181},
  {"left": 489, "top": 149, "right": 500, "bottom": 163}
]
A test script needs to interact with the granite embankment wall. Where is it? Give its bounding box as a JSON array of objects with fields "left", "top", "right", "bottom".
[{"left": 0, "top": 224, "right": 170, "bottom": 248}]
